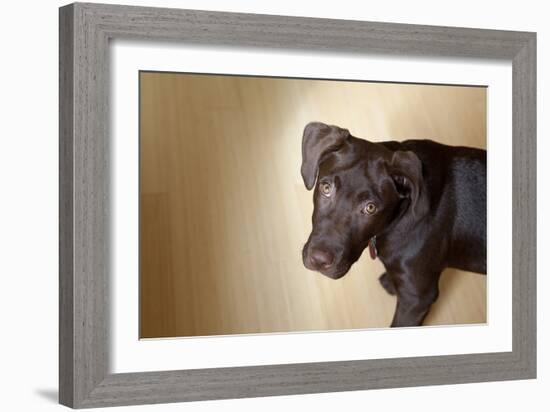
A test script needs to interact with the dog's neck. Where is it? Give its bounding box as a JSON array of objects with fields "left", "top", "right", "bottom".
[{"left": 373, "top": 198, "right": 420, "bottom": 262}]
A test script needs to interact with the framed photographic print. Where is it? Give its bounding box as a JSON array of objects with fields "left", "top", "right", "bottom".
[{"left": 59, "top": 2, "right": 536, "bottom": 408}]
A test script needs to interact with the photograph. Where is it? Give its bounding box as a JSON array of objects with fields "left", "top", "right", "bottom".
[
  {"left": 139, "top": 72, "right": 487, "bottom": 338},
  {"left": 1, "top": 0, "right": 542, "bottom": 410}
]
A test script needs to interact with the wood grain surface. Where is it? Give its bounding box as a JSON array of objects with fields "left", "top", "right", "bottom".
[{"left": 139, "top": 72, "right": 487, "bottom": 338}]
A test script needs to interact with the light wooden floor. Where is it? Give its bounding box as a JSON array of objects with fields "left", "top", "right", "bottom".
[{"left": 139, "top": 72, "right": 487, "bottom": 338}]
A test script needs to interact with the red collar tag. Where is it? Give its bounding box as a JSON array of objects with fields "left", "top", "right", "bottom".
[{"left": 368, "top": 236, "right": 377, "bottom": 260}]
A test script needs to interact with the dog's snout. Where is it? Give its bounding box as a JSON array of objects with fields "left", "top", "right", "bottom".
[{"left": 309, "top": 248, "right": 335, "bottom": 270}]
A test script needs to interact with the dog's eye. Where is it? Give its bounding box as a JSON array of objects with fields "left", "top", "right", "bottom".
[
  {"left": 361, "top": 202, "right": 377, "bottom": 215},
  {"left": 319, "top": 182, "right": 333, "bottom": 197}
]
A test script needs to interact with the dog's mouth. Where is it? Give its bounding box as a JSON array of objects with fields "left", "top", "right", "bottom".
[
  {"left": 317, "top": 265, "right": 351, "bottom": 280},
  {"left": 302, "top": 237, "right": 362, "bottom": 280},
  {"left": 302, "top": 250, "right": 352, "bottom": 279}
]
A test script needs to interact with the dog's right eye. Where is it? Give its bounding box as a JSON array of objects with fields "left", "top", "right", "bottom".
[{"left": 319, "top": 182, "right": 333, "bottom": 197}]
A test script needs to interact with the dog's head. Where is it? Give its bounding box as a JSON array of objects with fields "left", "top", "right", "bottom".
[{"left": 301, "top": 122, "right": 427, "bottom": 279}]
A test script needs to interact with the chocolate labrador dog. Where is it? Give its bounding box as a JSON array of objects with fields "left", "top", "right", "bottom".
[{"left": 301, "top": 122, "right": 486, "bottom": 327}]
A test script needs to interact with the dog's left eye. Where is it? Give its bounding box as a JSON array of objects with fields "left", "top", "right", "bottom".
[
  {"left": 361, "top": 202, "right": 377, "bottom": 215},
  {"left": 319, "top": 182, "right": 333, "bottom": 197}
]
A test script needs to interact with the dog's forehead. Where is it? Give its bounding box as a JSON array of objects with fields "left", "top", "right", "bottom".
[{"left": 319, "top": 138, "right": 387, "bottom": 177}]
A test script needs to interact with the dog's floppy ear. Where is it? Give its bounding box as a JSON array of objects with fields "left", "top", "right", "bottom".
[
  {"left": 301, "top": 122, "right": 350, "bottom": 190},
  {"left": 389, "top": 150, "right": 429, "bottom": 218}
]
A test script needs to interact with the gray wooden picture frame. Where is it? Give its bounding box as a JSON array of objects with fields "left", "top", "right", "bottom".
[{"left": 59, "top": 2, "right": 536, "bottom": 409}]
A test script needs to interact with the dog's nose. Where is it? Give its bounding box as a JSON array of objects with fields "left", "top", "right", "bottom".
[{"left": 309, "top": 249, "right": 335, "bottom": 270}]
